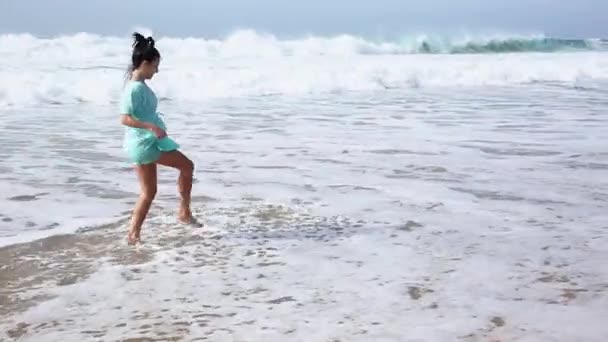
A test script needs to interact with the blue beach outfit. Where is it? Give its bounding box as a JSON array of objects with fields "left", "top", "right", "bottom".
[{"left": 120, "top": 81, "right": 179, "bottom": 165}]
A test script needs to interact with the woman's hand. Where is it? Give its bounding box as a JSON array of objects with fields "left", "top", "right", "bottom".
[{"left": 149, "top": 125, "right": 167, "bottom": 139}]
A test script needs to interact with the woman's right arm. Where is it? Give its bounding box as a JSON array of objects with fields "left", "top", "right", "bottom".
[
  {"left": 120, "top": 114, "right": 166, "bottom": 138},
  {"left": 120, "top": 114, "right": 153, "bottom": 129}
]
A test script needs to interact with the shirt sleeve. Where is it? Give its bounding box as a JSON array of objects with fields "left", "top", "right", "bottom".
[{"left": 119, "top": 83, "right": 143, "bottom": 118}]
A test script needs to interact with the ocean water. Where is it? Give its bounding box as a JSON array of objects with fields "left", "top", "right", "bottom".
[{"left": 1, "top": 31, "right": 608, "bottom": 341}]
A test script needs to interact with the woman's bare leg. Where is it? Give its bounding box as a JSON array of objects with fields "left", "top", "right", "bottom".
[
  {"left": 156, "top": 150, "right": 198, "bottom": 224},
  {"left": 128, "top": 163, "right": 158, "bottom": 244}
]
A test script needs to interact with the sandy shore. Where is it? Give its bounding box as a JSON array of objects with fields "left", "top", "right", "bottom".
[{"left": 2, "top": 200, "right": 607, "bottom": 342}]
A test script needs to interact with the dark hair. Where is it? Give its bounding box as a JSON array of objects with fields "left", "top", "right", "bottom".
[{"left": 128, "top": 32, "right": 161, "bottom": 75}]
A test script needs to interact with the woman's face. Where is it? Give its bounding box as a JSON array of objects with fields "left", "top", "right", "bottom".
[{"left": 140, "top": 58, "right": 160, "bottom": 79}]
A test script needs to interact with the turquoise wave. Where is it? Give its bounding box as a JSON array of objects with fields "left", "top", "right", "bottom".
[{"left": 413, "top": 38, "right": 605, "bottom": 54}]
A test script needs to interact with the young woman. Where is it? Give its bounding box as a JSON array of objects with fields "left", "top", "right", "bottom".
[{"left": 120, "top": 32, "right": 201, "bottom": 245}]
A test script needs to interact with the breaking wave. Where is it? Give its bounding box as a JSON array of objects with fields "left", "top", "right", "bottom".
[{"left": 0, "top": 30, "right": 607, "bottom": 107}]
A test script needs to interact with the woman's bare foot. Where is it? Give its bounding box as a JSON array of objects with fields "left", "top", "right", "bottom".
[
  {"left": 178, "top": 209, "right": 203, "bottom": 227},
  {"left": 127, "top": 229, "right": 141, "bottom": 245}
]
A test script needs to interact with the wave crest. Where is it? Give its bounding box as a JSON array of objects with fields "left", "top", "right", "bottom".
[{"left": 0, "top": 30, "right": 607, "bottom": 107}]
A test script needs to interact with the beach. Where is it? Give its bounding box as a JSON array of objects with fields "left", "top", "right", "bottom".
[{"left": 1, "top": 32, "right": 608, "bottom": 341}]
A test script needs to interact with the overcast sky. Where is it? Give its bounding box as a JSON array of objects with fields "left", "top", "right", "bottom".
[{"left": 1, "top": 0, "right": 605, "bottom": 38}]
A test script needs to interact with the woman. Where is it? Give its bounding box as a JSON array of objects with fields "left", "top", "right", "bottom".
[{"left": 120, "top": 32, "right": 201, "bottom": 245}]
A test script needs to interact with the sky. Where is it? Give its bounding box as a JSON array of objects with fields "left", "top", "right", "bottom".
[{"left": 1, "top": 0, "right": 606, "bottom": 39}]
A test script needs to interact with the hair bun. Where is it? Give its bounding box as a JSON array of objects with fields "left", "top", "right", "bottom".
[{"left": 132, "top": 32, "right": 154, "bottom": 50}]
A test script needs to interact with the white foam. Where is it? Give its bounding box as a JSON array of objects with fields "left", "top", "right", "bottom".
[
  {"left": 1, "top": 31, "right": 607, "bottom": 108},
  {"left": 6, "top": 213, "right": 608, "bottom": 341},
  {"left": 0, "top": 181, "right": 129, "bottom": 247}
]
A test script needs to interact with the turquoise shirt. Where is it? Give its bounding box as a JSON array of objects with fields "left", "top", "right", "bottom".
[{"left": 120, "top": 81, "right": 179, "bottom": 164}]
